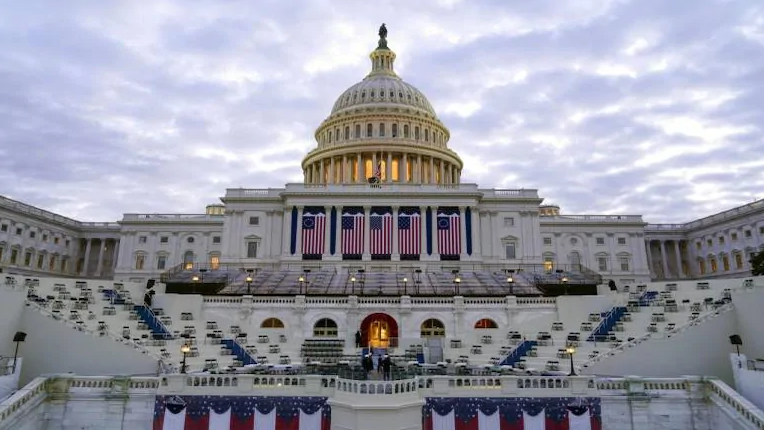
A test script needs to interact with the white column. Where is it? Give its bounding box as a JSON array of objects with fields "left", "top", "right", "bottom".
[
  {"left": 82, "top": 239, "right": 92, "bottom": 276},
  {"left": 111, "top": 239, "right": 120, "bottom": 271},
  {"left": 324, "top": 206, "right": 332, "bottom": 257},
  {"left": 342, "top": 155, "right": 348, "bottom": 183},
  {"left": 95, "top": 239, "right": 106, "bottom": 276},
  {"left": 264, "top": 210, "right": 273, "bottom": 258},
  {"left": 363, "top": 206, "right": 371, "bottom": 260},
  {"left": 429, "top": 158, "right": 435, "bottom": 184},
  {"left": 440, "top": 162, "right": 445, "bottom": 185},
  {"left": 471, "top": 207, "right": 481, "bottom": 258},
  {"left": 417, "top": 154, "right": 422, "bottom": 182},
  {"left": 296, "top": 207, "right": 304, "bottom": 258},
  {"left": 282, "top": 208, "right": 292, "bottom": 256},
  {"left": 357, "top": 153, "right": 363, "bottom": 183},
  {"left": 459, "top": 206, "right": 468, "bottom": 259},
  {"left": 319, "top": 162, "right": 325, "bottom": 184},
  {"left": 674, "top": 240, "right": 683, "bottom": 278},
  {"left": 387, "top": 152, "right": 392, "bottom": 182},
  {"left": 335, "top": 206, "right": 343, "bottom": 256},
  {"left": 431, "top": 207, "right": 439, "bottom": 255},
  {"left": 392, "top": 206, "right": 400, "bottom": 260},
  {"left": 645, "top": 240, "right": 654, "bottom": 278},
  {"left": 330, "top": 158, "right": 335, "bottom": 184},
  {"left": 660, "top": 241, "right": 669, "bottom": 280}
]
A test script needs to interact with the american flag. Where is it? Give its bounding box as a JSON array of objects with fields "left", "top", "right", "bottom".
[
  {"left": 398, "top": 208, "right": 421, "bottom": 256},
  {"left": 369, "top": 210, "right": 392, "bottom": 255},
  {"left": 301, "top": 211, "right": 326, "bottom": 255},
  {"left": 422, "top": 397, "right": 602, "bottom": 430},
  {"left": 437, "top": 210, "right": 461, "bottom": 256},
  {"left": 154, "top": 395, "right": 331, "bottom": 430},
  {"left": 341, "top": 211, "right": 364, "bottom": 255}
]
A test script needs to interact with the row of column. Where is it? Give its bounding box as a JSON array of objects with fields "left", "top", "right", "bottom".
[
  {"left": 81, "top": 238, "right": 119, "bottom": 277},
  {"left": 304, "top": 151, "right": 460, "bottom": 185},
  {"left": 284, "top": 205, "right": 471, "bottom": 258},
  {"left": 646, "top": 239, "right": 684, "bottom": 279}
]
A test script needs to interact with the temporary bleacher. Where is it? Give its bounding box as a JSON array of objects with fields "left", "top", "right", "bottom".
[{"left": 300, "top": 339, "right": 347, "bottom": 364}]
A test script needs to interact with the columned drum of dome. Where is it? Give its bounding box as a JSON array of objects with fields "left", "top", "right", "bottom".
[{"left": 302, "top": 26, "right": 463, "bottom": 186}]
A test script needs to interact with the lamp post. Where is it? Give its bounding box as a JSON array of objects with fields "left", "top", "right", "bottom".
[
  {"left": 350, "top": 276, "right": 356, "bottom": 295},
  {"left": 566, "top": 346, "right": 576, "bottom": 376},
  {"left": 245, "top": 276, "right": 253, "bottom": 295},
  {"left": 180, "top": 344, "right": 191, "bottom": 374},
  {"left": 403, "top": 277, "right": 408, "bottom": 295},
  {"left": 11, "top": 331, "right": 26, "bottom": 374},
  {"left": 453, "top": 276, "right": 461, "bottom": 296},
  {"left": 507, "top": 276, "right": 514, "bottom": 295},
  {"left": 298, "top": 275, "right": 305, "bottom": 295},
  {"left": 562, "top": 276, "right": 569, "bottom": 295},
  {"left": 192, "top": 275, "right": 200, "bottom": 282}
]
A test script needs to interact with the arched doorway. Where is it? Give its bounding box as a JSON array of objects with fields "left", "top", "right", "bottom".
[
  {"left": 360, "top": 313, "right": 398, "bottom": 348},
  {"left": 420, "top": 318, "right": 446, "bottom": 337}
]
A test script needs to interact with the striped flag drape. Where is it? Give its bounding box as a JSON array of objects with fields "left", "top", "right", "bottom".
[
  {"left": 398, "top": 207, "right": 421, "bottom": 256},
  {"left": 437, "top": 207, "right": 461, "bottom": 256},
  {"left": 154, "top": 395, "right": 331, "bottom": 430},
  {"left": 341, "top": 209, "right": 364, "bottom": 255},
  {"left": 302, "top": 209, "right": 326, "bottom": 255},
  {"left": 370, "top": 208, "right": 392, "bottom": 255},
  {"left": 423, "top": 397, "right": 602, "bottom": 430}
]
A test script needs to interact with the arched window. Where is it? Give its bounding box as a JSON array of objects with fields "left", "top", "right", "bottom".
[
  {"left": 261, "top": 318, "right": 285, "bottom": 329},
  {"left": 335, "top": 128, "right": 339, "bottom": 141},
  {"left": 313, "top": 318, "right": 338, "bottom": 337},
  {"left": 420, "top": 318, "right": 445, "bottom": 337},
  {"left": 344, "top": 126, "right": 350, "bottom": 140},
  {"left": 569, "top": 251, "right": 581, "bottom": 271},
  {"left": 379, "top": 123, "right": 385, "bottom": 137},
  {"left": 414, "top": 126, "right": 420, "bottom": 140},
  {"left": 366, "top": 123, "right": 373, "bottom": 137},
  {"left": 425, "top": 129, "right": 429, "bottom": 142},
  {"left": 392, "top": 124, "right": 398, "bottom": 137},
  {"left": 474, "top": 318, "right": 498, "bottom": 329},
  {"left": 355, "top": 124, "right": 361, "bottom": 138},
  {"left": 328, "top": 131, "right": 332, "bottom": 143},
  {"left": 183, "top": 250, "right": 194, "bottom": 270},
  {"left": 403, "top": 124, "right": 410, "bottom": 138}
]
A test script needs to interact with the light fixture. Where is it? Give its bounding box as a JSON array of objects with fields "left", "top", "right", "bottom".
[
  {"left": 192, "top": 275, "right": 200, "bottom": 282},
  {"left": 566, "top": 346, "right": 576, "bottom": 376},
  {"left": 180, "top": 344, "right": 191, "bottom": 374}
]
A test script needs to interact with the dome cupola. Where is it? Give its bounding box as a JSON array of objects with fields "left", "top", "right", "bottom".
[{"left": 302, "top": 25, "right": 463, "bottom": 186}]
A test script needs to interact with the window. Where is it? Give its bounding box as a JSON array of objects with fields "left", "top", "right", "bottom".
[
  {"left": 261, "top": 318, "right": 285, "bottom": 328},
  {"left": 474, "top": 318, "right": 498, "bottom": 329},
  {"left": 392, "top": 123, "right": 398, "bottom": 137},
  {"left": 367, "top": 123, "right": 373, "bottom": 137},
  {"left": 249, "top": 216, "right": 260, "bottom": 226},
  {"left": 65, "top": 240, "right": 70, "bottom": 247},
  {"left": 707, "top": 239, "right": 712, "bottom": 247},
  {"left": 15, "top": 228, "right": 22, "bottom": 235},
  {"left": 187, "top": 237, "right": 195, "bottom": 243},
  {"left": 138, "top": 236, "right": 147, "bottom": 244},
  {"left": 213, "top": 236, "right": 221, "bottom": 244},
  {"left": 61, "top": 259, "right": 67, "bottom": 272},
  {"left": 29, "top": 231, "right": 36, "bottom": 239},
  {"left": 355, "top": 124, "right": 361, "bottom": 138},
  {"left": 504, "top": 217, "right": 514, "bottom": 227},
  {"left": 379, "top": 123, "right": 385, "bottom": 137},
  {"left": 160, "top": 236, "right": 168, "bottom": 243},
  {"left": 735, "top": 253, "right": 744, "bottom": 269},
  {"left": 313, "top": 318, "right": 338, "bottom": 337},
  {"left": 425, "top": 129, "right": 430, "bottom": 141},
  {"left": 403, "top": 124, "right": 410, "bottom": 138},
  {"left": 344, "top": 126, "right": 350, "bottom": 140},
  {"left": 37, "top": 254, "right": 44, "bottom": 269},
  {"left": 135, "top": 254, "right": 146, "bottom": 270},
  {"left": 719, "top": 236, "right": 725, "bottom": 245},
  {"left": 731, "top": 232, "right": 738, "bottom": 241},
  {"left": 42, "top": 234, "right": 48, "bottom": 242},
  {"left": 209, "top": 255, "right": 220, "bottom": 270},
  {"left": 619, "top": 257, "right": 629, "bottom": 271},
  {"left": 617, "top": 237, "right": 627, "bottom": 245},
  {"left": 247, "top": 242, "right": 258, "bottom": 259},
  {"left": 505, "top": 243, "right": 516, "bottom": 260},
  {"left": 543, "top": 258, "right": 554, "bottom": 272},
  {"left": 722, "top": 255, "right": 730, "bottom": 271},
  {"left": 24, "top": 252, "right": 32, "bottom": 266},
  {"left": 596, "top": 237, "right": 605, "bottom": 246},
  {"left": 0, "top": 224, "right": 6, "bottom": 232},
  {"left": 10, "top": 249, "right": 18, "bottom": 265},
  {"left": 49, "top": 256, "right": 57, "bottom": 271},
  {"left": 543, "top": 237, "right": 552, "bottom": 246},
  {"left": 414, "top": 126, "right": 420, "bottom": 140},
  {"left": 699, "top": 260, "right": 706, "bottom": 275},
  {"left": 597, "top": 257, "right": 608, "bottom": 271},
  {"left": 54, "top": 237, "right": 60, "bottom": 245},
  {"left": 760, "top": 226, "right": 764, "bottom": 235},
  {"left": 696, "top": 242, "right": 701, "bottom": 250},
  {"left": 710, "top": 258, "right": 718, "bottom": 273},
  {"left": 745, "top": 230, "right": 752, "bottom": 238},
  {"left": 420, "top": 318, "right": 446, "bottom": 337},
  {"left": 157, "top": 255, "right": 167, "bottom": 270}
]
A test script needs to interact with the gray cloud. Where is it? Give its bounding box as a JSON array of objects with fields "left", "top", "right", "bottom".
[{"left": 0, "top": 0, "right": 762, "bottom": 223}]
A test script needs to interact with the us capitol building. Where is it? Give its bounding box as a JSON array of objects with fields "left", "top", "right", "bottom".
[{"left": 0, "top": 29, "right": 762, "bottom": 288}]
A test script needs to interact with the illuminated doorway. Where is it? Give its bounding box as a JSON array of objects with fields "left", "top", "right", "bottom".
[{"left": 360, "top": 313, "right": 398, "bottom": 349}]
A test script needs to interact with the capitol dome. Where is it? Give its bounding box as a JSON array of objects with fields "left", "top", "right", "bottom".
[{"left": 302, "top": 25, "right": 462, "bottom": 186}]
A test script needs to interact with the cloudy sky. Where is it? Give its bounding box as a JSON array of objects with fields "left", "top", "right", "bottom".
[{"left": 1, "top": 0, "right": 762, "bottom": 223}]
